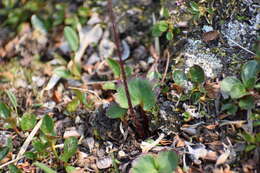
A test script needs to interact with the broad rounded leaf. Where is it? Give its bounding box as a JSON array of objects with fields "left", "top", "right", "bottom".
[
  {"left": 220, "top": 77, "right": 241, "bottom": 95},
  {"left": 106, "top": 103, "right": 127, "bottom": 119},
  {"left": 130, "top": 154, "right": 157, "bottom": 173},
  {"left": 188, "top": 65, "right": 205, "bottom": 84},
  {"left": 156, "top": 151, "right": 178, "bottom": 173},
  {"left": 0, "top": 102, "right": 11, "bottom": 119},
  {"left": 241, "top": 60, "right": 260, "bottom": 89},
  {"left": 173, "top": 70, "right": 187, "bottom": 86},
  {"left": 230, "top": 83, "right": 248, "bottom": 99},
  {"left": 239, "top": 95, "right": 255, "bottom": 110},
  {"left": 20, "top": 113, "right": 37, "bottom": 131},
  {"left": 152, "top": 24, "right": 162, "bottom": 37},
  {"left": 40, "top": 115, "right": 54, "bottom": 135},
  {"left": 158, "top": 21, "right": 168, "bottom": 32},
  {"left": 137, "top": 79, "right": 156, "bottom": 111},
  {"left": 221, "top": 103, "right": 238, "bottom": 115},
  {"left": 60, "top": 137, "right": 78, "bottom": 163},
  {"left": 166, "top": 31, "right": 173, "bottom": 40},
  {"left": 64, "top": 26, "right": 79, "bottom": 52}
]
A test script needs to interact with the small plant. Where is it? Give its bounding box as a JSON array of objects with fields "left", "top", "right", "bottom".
[
  {"left": 220, "top": 60, "right": 260, "bottom": 115},
  {"left": 240, "top": 132, "right": 260, "bottom": 152},
  {"left": 130, "top": 150, "right": 178, "bottom": 173},
  {"left": 187, "top": 1, "right": 214, "bottom": 24}
]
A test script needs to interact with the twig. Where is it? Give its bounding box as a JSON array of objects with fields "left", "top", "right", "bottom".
[
  {"left": 0, "top": 156, "right": 25, "bottom": 169},
  {"left": 161, "top": 50, "right": 170, "bottom": 84},
  {"left": 222, "top": 33, "right": 256, "bottom": 56},
  {"left": 16, "top": 118, "right": 43, "bottom": 160},
  {"left": 108, "top": 0, "right": 144, "bottom": 138}
]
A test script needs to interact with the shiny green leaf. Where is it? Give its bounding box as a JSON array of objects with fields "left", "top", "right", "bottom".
[
  {"left": 188, "top": 65, "right": 205, "bottom": 84},
  {"left": 60, "top": 137, "right": 78, "bottom": 163},
  {"left": 20, "top": 113, "right": 37, "bottom": 131},
  {"left": 41, "top": 115, "right": 54, "bottom": 135},
  {"left": 107, "top": 58, "right": 121, "bottom": 78},
  {"left": 64, "top": 26, "right": 79, "bottom": 52}
]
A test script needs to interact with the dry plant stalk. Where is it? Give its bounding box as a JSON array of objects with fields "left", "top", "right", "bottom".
[{"left": 108, "top": 0, "right": 145, "bottom": 138}]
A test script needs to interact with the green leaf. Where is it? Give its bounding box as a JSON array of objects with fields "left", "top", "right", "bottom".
[
  {"left": 24, "top": 151, "right": 37, "bottom": 160},
  {"left": 8, "top": 164, "right": 22, "bottom": 173},
  {"left": 60, "top": 137, "right": 78, "bottom": 163},
  {"left": 106, "top": 103, "right": 127, "bottom": 119},
  {"left": 53, "top": 67, "right": 73, "bottom": 79},
  {"left": 190, "top": 91, "right": 202, "bottom": 104},
  {"left": 64, "top": 26, "right": 79, "bottom": 52},
  {"left": 152, "top": 24, "right": 162, "bottom": 37},
  {"left": 33, "top": 162, "right": 56, "bottom": 173},
  {"left": 147, "top": 71, "right": 162, "bottom": 80},
  {"left": 238, "top": 95, "right": 255, "bottom": 110},
  {"left": 241, "top": 60, "right": 260, "bottom": 89},
  {"left": 107, "top": 58, "right": 121, "bottom": 78},
  {"left": 31, "top": 15, "right": 47, "bottom": 34},
  {"left": 102, "top": 82, "right": 116, "bottom": 90},
  {"left": 65, "top": 166, "right": 77, "bottom": 173},
  {"left": 158, "top": 21, "right": 168, "bottom": 32},
  {"left": 0, "top": 146, "right": 9, "bottom": 161},
  {"left": 74, "top": 90, "right": 87, "bottom": 105},
  {"left": 32, "top": 140, "right": 48, "bottom": 152},
  {"left": 41, "top": 115, "right": 54, "bottom": 135},
  {"left": 255, "top": 83, "right": 260, "bottom": 89},
  {"left": 220, "top": 77, "right": 241, "bottom": 95},
  {"left": 230, "top": 83, "right": 248, "bottom": 99},
  {"left": 242, "top": 133, "right": 255, "bottom": 143},
  {"left": 66, "top": 99, "right": 80, "bottom": 112},
  {"left": 130, "top": 154, "right": 157, "bottom": 173},
  {"left": 5, "top": 90, "right": 18, "bottom": 113},
  {"left": 20, "top": 113, "right": 37, "bottom": 131},
  {"left": 245, "top": 144, "right": 256, "bottom": 152},
  {"left": 160, "top": 7, "right": 170, "bottom": 18},
  {"left": 188, "top": 65, "right": 205, "bottom": 84},
  {"left": 0, "top": 102, "right": 11, "bottom": 119},
  {"left": 173, "top": 70, "right": 187, "bottom": 86},
  {"left": 115, "top": 78, "right": 156, "bottom": 111},
  {"left": 156, "top": 151, "right": 178, "bottom": 173},
  {"left": 166, "top": 31, "right": 173, "bottom": 40},
  {"left": 221, "top": 103, "right": 238, "bottom": 115},
  {"left": 190, "top": 1, "right": 199, "bottom": 12}
]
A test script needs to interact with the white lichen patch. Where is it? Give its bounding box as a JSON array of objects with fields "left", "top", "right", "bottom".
[{"left": 183, "top": 39, "right": 223, "bottom": 78}]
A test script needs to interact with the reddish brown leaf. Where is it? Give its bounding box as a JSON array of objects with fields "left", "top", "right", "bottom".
[{"left": 202, "top": 30, "right": 220, "bottom": 43}]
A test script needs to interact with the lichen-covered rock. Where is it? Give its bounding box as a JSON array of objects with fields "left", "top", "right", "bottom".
[{"left": 183, "top": 39, "right": 223, "bottom": 78}]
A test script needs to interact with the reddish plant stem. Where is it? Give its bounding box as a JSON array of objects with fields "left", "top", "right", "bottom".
[{"left": 108, "top": 0, "right": 145, "bottom": 138}]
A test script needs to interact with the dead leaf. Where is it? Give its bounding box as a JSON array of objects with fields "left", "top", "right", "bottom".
[
  {"left": 202, "top": 30, "right": 220, "bottom": 42},
  {"left": 205, "top": 81, "right": 220, "bottom": 99},
  {"left": 216, "top": 150, "right": 230, "bottom": 165}
]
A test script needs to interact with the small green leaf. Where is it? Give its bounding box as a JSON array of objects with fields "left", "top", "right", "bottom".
[
  {"left": 5, "top": 90, "right": 18, "bottom": 113},
  {"left": 160, "top": 7, "right": 170, "bottom": 18},
  {"left": 166, "top": 31, "right": 173, "bottom": 40},
  {"left": 65, "top": 166, "right": 76, "bottom": 173},
  {"left": 20, "top": 113, "right": 37, "bottom": 131},
  {"left": 106, "top": 103, "right": 127, "bottom": 119},
  {"left": 230, "top": 83, "right": 248, "bottom": 99},
  {"left": 24, "top": 151, "right": 37, "bottom": 160},
  {"left": 32, "top": 140, "right": 48, "bottom": 152},
  {"left": 8, "top": 164, "right": 22, "bottom": 173},
  {"left": 138, "top": 79, "right": 156, "bottom": 111},
  {"left": 245, "top": 144, "right": 256, "bottom": 152},
  {"left": 131, "top": 154, "right": 157, "bottom": 173},
  {"left": 239, "top": 95, "right": 255, "bottom": 110},
  {"left": 60, "top": 137, "right": 78, "bottom": 163},
  {"left": 107, "top": 58, "right": 121, "bottom": 78},
  {"left": 152, "top": 24, "right": 162, "bottom": 37},
  {"left": 0, "top": 102, "right": 11, "bottom": 119},
  {"left": 102, "top": 82, "right": 116, "bottom": 90},
  {"left": 173, "top": 70, "right": 187, "bottom": 86},
  {"left": 66, "top": 99, "right": 80, "bottom": 112},
  {"left": 220, "top": 77, "right": 241, "bottom": 95},
  {"left": 33, "top": 162, "right": 57, "bottom": 173},
  {"left": 241, "top": 60, "right": 260, "bottom": 89},
  {"left": 64, "top": 26, "right": 79, "bottom": 52},
  {"left": 0, "top": 146, "right": 9, "bottom": 161},
  {"left": 190, "top": 91, "right": 202, "bottom": 104},
  {"left": 158, "top": 21, "right": 168, "bottom": 32},
  {"left": 41, "top": 115, "right": 54, "bottom": 135},
  {"left": 221, "top": 103, "right": 238, "bottom": 115},
  {"left": 156, "top": 151, "right": 178, "bottom": 173},
  {"left": 188, "top": 65, "right": 205, "bottom": 84},
  {"left": 53, "top": 67, "right": 73, "bottom": 79},
  {"left": 31, "top": 15, "right": 47, "bottom": 34},
  {"left": 190, "top": 1, "right": 199, "bottom": 12}
]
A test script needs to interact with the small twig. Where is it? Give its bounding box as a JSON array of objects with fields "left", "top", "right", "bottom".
[
  {"left": 84, "top": 80, "right": 118, "bottom": 85},
  {"left": 222, "top": 33, "right": 256, "bottom": 55},
  {"left": 161, "top": 50, "right": 170, "bottom": 84},
  {"left": 108, "top": 0, "right": 145, "bottom": 138},
  {"left": 0, "top": 156, "right": 25, "bottom": 169},
  {"left": 68, "top": 86, "right": 102, "bottom": 101}
]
